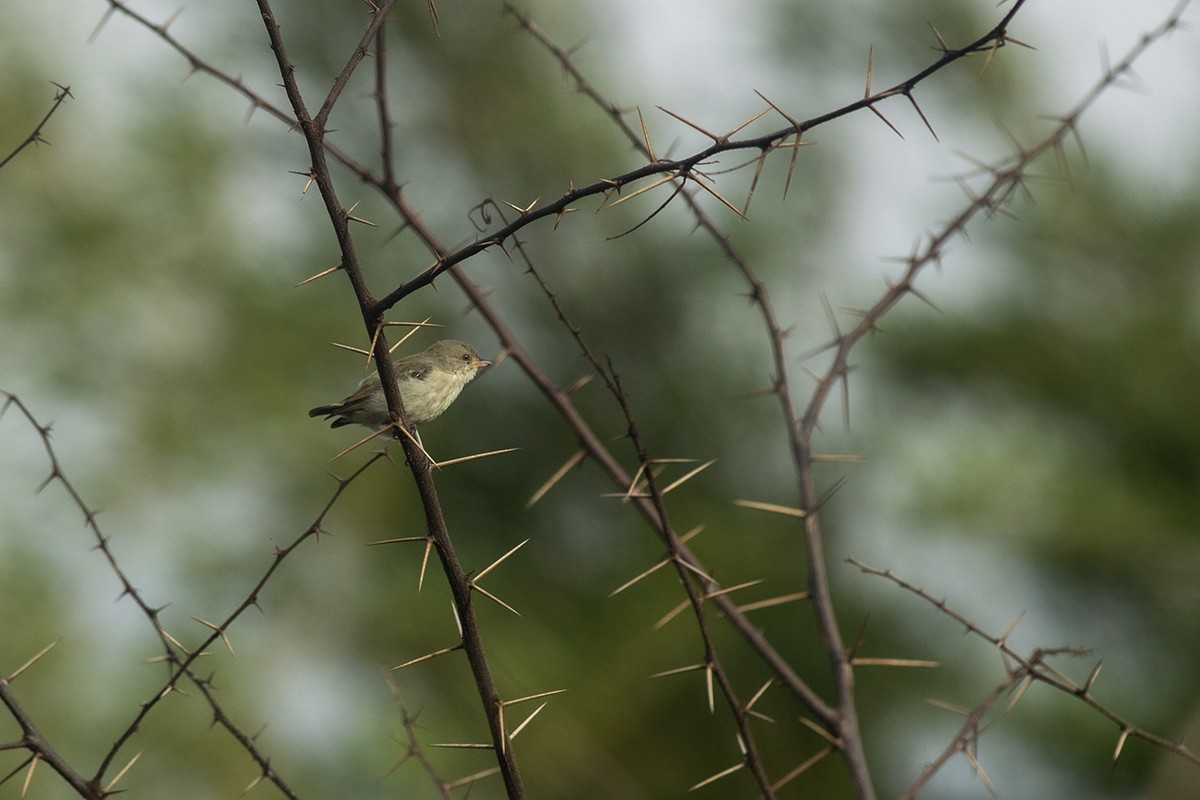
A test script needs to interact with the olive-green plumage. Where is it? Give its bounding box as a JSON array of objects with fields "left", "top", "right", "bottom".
[{"left": 309, "top": 339, "right": 489, "bottom": 430}]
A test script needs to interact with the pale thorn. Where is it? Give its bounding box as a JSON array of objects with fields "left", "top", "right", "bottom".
[
  {"left": 734, "top": 592, "right": 811, "bottom": 618},
  {"left": 656, "top": 104, "right": 720, "bottom": 141},
  {"left": 503, "top": 689, "right": 568, "bottom": 707},
  {"left": 609, "top": 556, "right": 670, "bottom": 597},
  {"left": 864, "top": 45, "right": 876, "bottom": 97},
  {"left": 675, "top": 555, "right": 716, "bottom": 586},
  {"left": 654, "top": 598, "right": 691, "bottom": 630},
  {"left": 798, "top": 716, "right": 840, "bottom": 746},
  {"left": 850, "top": 657, "right": 938, "bottom": 668},
  {"left": 503, "top": 196, "right": 540, "bottom": 214},
  {"left": 475, "top": 539, "right": 530, "bottom": 583},
  {"left": 88, "top": 6, "right": 117, "bottom": 44},
  {"left": 435, "top": 447, "right": 520, "bottom": 469},
  {"left": 526, "top": 449, "right": 586, "bottom": 508},
  {"left": 1007, "top": 675, "right": 1035, "bottom": 712},
  {"left": 328, "top": 426, "right": 391, "bottom": 462},
  {"left": 925, "top": 697, "right": 970, "bottom": 716},
  {"left": 733, "top": 499, "right": 807, "bottom": 518},
  {"left": 295, "top": 263, "right": 341, "bottom": 287},
  {"left": 705, "top": 664, "right": 714, "bottom": 713},
  {"left": 688, "top": 761, "right": 744, "bottom": 792},
  {"left": 686, "top": 171, "right": 746, "bottom": 219},
  {"left": 868, "top": 102, "right": 904, "bottom": 139},
  {"left": 161, "top": 627, "right": 199, "bottom": 658},
  {"left": 390, "top": 643, "right": 463, "bottom": 672},
  {"left": 637, "top": 107, "right": 656, "bottom": 161},
  {"left": 329, "top": 340, "right": 372, "bottom": 356},
  {"left": 6, "top": 640, "right": 58, "bottom": 682},
  {"left": 386, "top": 318, "right": 437, "bottom": 354},
  {"left": 998, "top": 611, "right": 1025, "bottom": 646},
  {"left": 962, "top": 747, "right": 997, "bottom": 795},
  {"left": 446, "top": 767, "right": 502, "bottom": 789},
  {"left": 21, "top": 753, "right": 39, "bottom": 796},
  {"left": 393, "top": 423, "right": 436, "bottom": 466},
  {"left": 605, "top": 173, "right": 677, "bottom": 209},
  {"left": 706, "top": 579, "right": 765, "bottom": 600},
  {"left": 1112, "top": 727, "right": 1131, "bottom": 763},
  {"left": 345, "top": 199, "right": 379, "bottom": 227},
  {"left": 103, "top": 752, "right": 141, "bottom": 794},
  {"left": 1083, "top": 660, "right": 1104, "bottom": 693},
  {"left": 651, "top": 662, "right": 706, "bottom": 679},
  {"left": 771, "top": 747, "right": 836, "bottom": 792},
  {"left": 240, "top": 772, "right": 266, "bottom": 797},
  {"left": 366, "top": 535, "right": 428, "bottom": 545},
  {"left": 471, "top": 583, "right": 521, "bottom": 616},
  {"left": 508, "top": 702, "right": 549, "bottom": 740},
  {"left": 418, "top": 539, "right": 433, "bottom": 592},
  {"left": 720, "top": 106, "right": 770, "bottom": 141},
  {"left": 565, "top": 373, "right": 593, "bottom": 394},
  {"left": 192, "top": 617, "right": 234, "bottom": 656},
  {"left": 745, "top": 679, "right": 773, "bottom": 711},
  {"left": 658, "top": 459, "right": 716, "bottom": 495}
]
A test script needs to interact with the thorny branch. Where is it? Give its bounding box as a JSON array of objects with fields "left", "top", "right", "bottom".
[
  {"left": 252, "top": 1, "right": 526, "bottom": 796},
  {"left": 0, "top": 82, "right": 71, "bottom": 171},
  {"left": 101, "top": 0, "right": 1030, "bottom": 314},
  {"left": 94, "top": 0, "right": 1194, "bottom": 795},
  {"left": 849, "top": 558, "right": 1200, "bottom": 797},
  {"left": 4, "top": 0, "right": 1194, "bottom": 797},
  {"left": 0, "top": 390, "right": 373, "bottom": 798},
  {"left": 503, "top": 1, "right": 1196, "bottom": 797},
  {"left": 372, "top": 0, "right": 1033, "bottom": 312},
  {"left": 512, "top": 245, "right": 779, "bottom": 796}
]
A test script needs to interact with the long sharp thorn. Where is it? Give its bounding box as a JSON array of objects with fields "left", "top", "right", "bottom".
[
  {"left": 527, "top": 449, "right": 585, "bottom": 508},
  {"left": 864, "top": 45, "right": 874, "bottom": 96},
  {"left": 7, "top": 641, "right": 59, "bottom": 682},
  {"left": 103, "top": 752, "right": 142, "bottom": 793},
  {"left": 689, "top": 172, "right": 746, "bottom": 219},
  {"left": 472, "top": 583, "right": 521, "bottom": 616},
  {"left": 391, "top": 643, "right": 463, "bottom": 671},
  {"left": 295, "top": 264, "right": 341, "bottom": 287},
  {"left": 656, "top": 105, "right": 719, "bottom": 140},
  {"left": 906, "top": 92, "right": 939, "bottom": 141},
  {"left": 475, "top": 539, "right": 529, "bottom": 582},
  {"left": 688, "top": 762, "right": 744, "bottom": 791},
  {"left": 509, "top": 702, "right": 548, "bottom": 740},
  {"left": 637, "top": 107, "right": 656, "bottom": 161},
  {"left": 659, "top": 459, "right": 716, "bottom": 495},
  {"left": 610, "top": 557, "right": 671, "bottom": 597},
  {"left": 419, "top": 538, "right": 433, "bottom": 591},
  {"left": 869, "top": 104, "right": 904, "bottom": 139},
  {"left": 328, "top": 426, "right": 390, "bottom": 462}
]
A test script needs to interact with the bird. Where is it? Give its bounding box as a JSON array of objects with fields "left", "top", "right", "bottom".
[{"left": 309, "top": 339, "right": 490, "bottom": 433}]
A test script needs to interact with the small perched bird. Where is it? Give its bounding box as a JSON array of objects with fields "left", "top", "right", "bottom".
[{"left": 309, "top": 339, "right": 490, "bottom": 432}]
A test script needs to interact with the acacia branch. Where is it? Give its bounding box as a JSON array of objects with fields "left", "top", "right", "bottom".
[
  {"left": 1, "top": 390, "right": 381, "bottom": 798},
  {"left": 251, "top": 3, "right": 525, "bottom": 795},
  {"left": 0, "top": 82, "right": 71, "bottom": 171}
]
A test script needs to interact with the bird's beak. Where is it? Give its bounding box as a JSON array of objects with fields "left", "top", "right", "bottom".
[{"left": 473, "top": 358, "right": 492, "bottom": 369}]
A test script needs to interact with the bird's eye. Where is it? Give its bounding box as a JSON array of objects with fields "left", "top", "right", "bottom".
[{"left": 462, "top": 354, "right": 471, "bottom": 362}]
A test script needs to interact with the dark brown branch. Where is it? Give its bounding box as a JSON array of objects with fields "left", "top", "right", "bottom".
[
  {"left": 369, "top": 0, "right": 1031, "bottom": 313},
  {"left": 0, "top": 82, "right": 71, "bottom": 171},
  {"left": 0, "top": 678, "right": 99, "bottom": 798},
  {"left": 512, "top": 243, "right": 778, "bottom": 796},
  {"left": 251, "top": 3, "right": 525, "bottom": 796},
  {"left": 1, "top": 391, "right": 348, "bottom": 799}
]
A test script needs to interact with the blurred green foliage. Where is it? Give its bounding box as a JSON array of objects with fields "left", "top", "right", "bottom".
[{"left": 2, "top": 1, "right": 1199, "bottom": 799}]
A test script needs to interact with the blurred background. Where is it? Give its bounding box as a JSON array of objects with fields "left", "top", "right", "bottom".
[{"left": 2, "top": 0, "right": 1199, "bottom": 798}]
